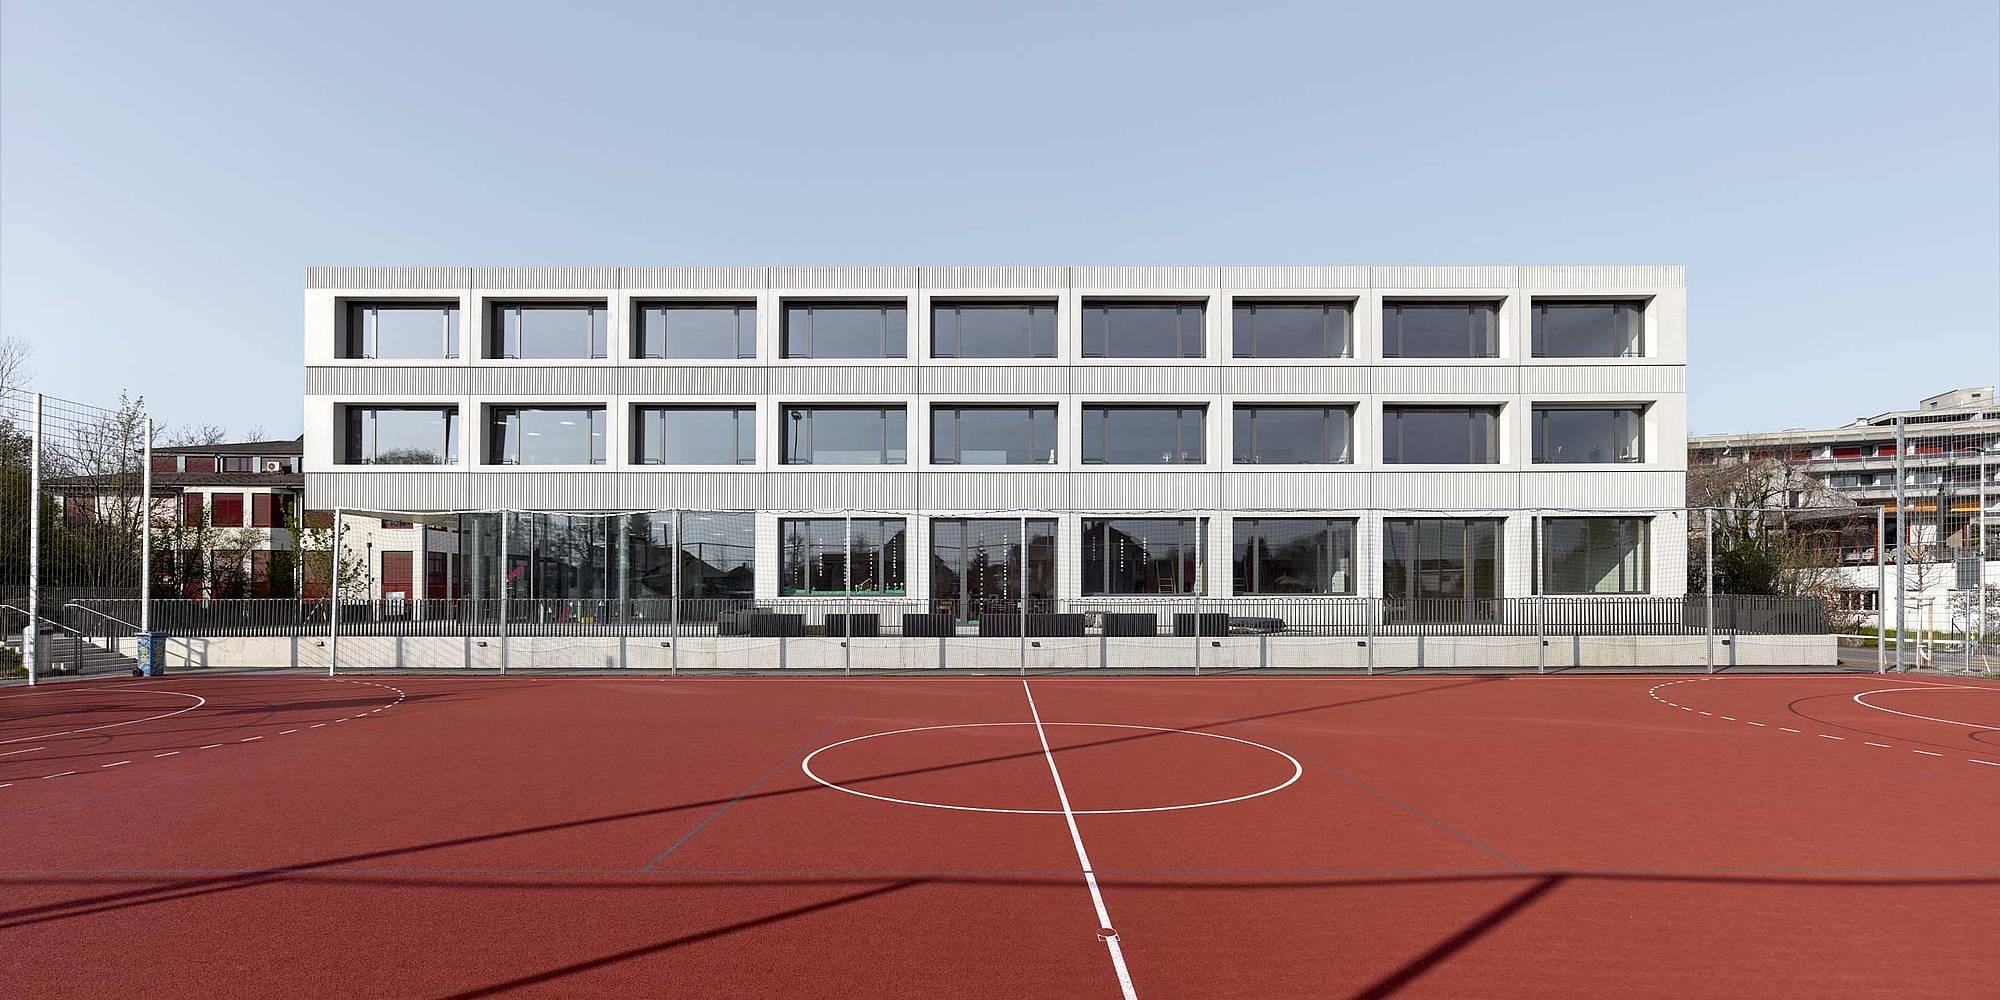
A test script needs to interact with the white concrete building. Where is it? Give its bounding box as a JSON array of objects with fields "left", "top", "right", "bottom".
[{"left": 302, "top": 266, "right": 1689, "bottom": 623}]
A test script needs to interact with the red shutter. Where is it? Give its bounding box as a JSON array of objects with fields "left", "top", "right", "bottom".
[
  {"left": 251, "top": 493, "right": 274, "bottom": 528},
  {"left": 184, "top": 456, "right": 216, "bottom": 474},
  {"left": 250, "top": 551, "right": 273, "bottom": 597},
  {"left": 150, "top": 455, "right": 178, "bottom": 473},
  {"left": 182, "top": 492, "right": 204, "bottom": 525},
  {"left": 212, "top": 493, "right": 244, "bottom": 527},
  {"left": 426, "top": 552, "right": 450, "bottom": 600},
  {"left": 380, "top": 551, "right": 413, "bottom": 600}
]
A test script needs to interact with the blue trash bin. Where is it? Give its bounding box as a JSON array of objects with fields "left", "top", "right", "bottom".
[{"left": 133, "top": 632, "right": 167, "bottom": 677}]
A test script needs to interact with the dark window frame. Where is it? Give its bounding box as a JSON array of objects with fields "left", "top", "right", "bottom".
[
  {"left": 1080, "top": 300, "right": 1207, "bottom": 359},
  {"left": 930, "top": 300, "right": 1059, "bottom": 359},
  {"left": 1531, "top": 405, "right": 1646, "bottom": 464},
  {"left": 341, "top": 301, "right": 460, "bottom": 360},
  {"left": 1382, "top": 517, "right": 1506, "bottom": 607},
  {"left": 632, "top": 300, "right": 757, "bottom": 360},
  {"left": 1535, "top": 516, "right": 1651, "bottom": 595},
  {"left": 1230, "top": 300, "right": 1354, "bottom": 359},
  {"left": 1530, "top": 299, "right": 1645, "bottom": 358},
  {"left": 780, "top": 300, "right": 909, "bottom": 359},
  {"left": 778, "top": 517, "right": 908, "bottom": 596},
  {"left": 486, "top": 300, "right": 608, "bottom": 360},
  {"left": 930, "top": 404, "right": 1058, "bottom": 465},
  {"left": 1381, "top": 300, "right": 1501, "bottom": 359},
  {"left": 1231, "top": 405, "right": 1354, "bottom": 465},
  {"left": 632, "top": 405, "right": 757, "bottom": 466},
  {"left": 1231, "top": 517, "right": 1358, "bottom": 595},
  {"left": 1079, "top": 405, "right": 1208, "bottom": 465},
  {"left": 1382, "top": 405, "right": 1503, "bottom": 465},
  {"left": 342, "top": 406, "right": 460, "bottom": 466},
  {"left": 1080, "top": 517, "right": 1210, "bottom": 596},
  {"left": 779, "top": 405, "right": 908, "bottom": 466}
]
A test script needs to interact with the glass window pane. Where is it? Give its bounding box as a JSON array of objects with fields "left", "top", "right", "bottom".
[
  {"left": 1232, "top": 406, "right": 1350, "bottom": 464},
  {"left": 783, "top": 303, "right": 906, "bottom": 358},
  {"left": 635, "top": 407, "right": 755, "bottom": 465},
  {"left": 638, "top": 303, "right": 755, "bottom": 359},
  {"left": 1081, "top": 518, "right": 1207, "bottom": 595},
  {"left": 1232, "top": 302, "right": 1350, "bottom": 358},
  {"left": 1384, "top": 302, "right": 1498, "bottom": 358},
  {"left": 343, "top": 407, "right": 457, "bottom": 465},
  {"left": 932, "top": 303, "right": 1057, "bottom": 359},
  {"left": 1384, "top": 406, "right": 1500, "bottom": 464},
  {"left": 1541, "top": 517, "right": 1648, "bottom": 594},
  {"left": 779, "top": 518, "right": 905, "bottom": 595},
  {"left": 1082, "top": 302, "right": 1204, "bottom": 358},
  {"left": 929, "top": 518, "right": 1058, "bottom": 620},
  {"left": 1232, "top": 518, "right": 1355, "bottom": 594},
  {"left": 492, "top": 304, "right": 606, "bottom": 359},
  {"left": 1084, "top": 406, "right": 1204, "bottom": 464},
  {"left": 1533, "top": 301, "right": 1643, "bottom": 358},
  {"left": 1382, "top": 518, "right": 1503, "bottom": 611},
  {"left": 1534, "top": 407, "right": 1644, "bottom": 464},
  {"left": 932, "top": 406, "right": 1057, "bottom": 464},
  {"left": 365, "top": 304, "right": 458, "bottom": 359},
  {"left": 782, "top": 407, "right": 905, "bottom": 465},
  {"left": 488, "top": 407, "right": 604, "bottom": 465}
]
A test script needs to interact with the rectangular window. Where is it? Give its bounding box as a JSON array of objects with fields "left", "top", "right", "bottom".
[
  {"left": 780, "top": 406, "right": 906, "bottom": 465},
  {"left": 1381, "top": 301, "right": 1499, "bottom": 358},
  {"left": 1382, "top": 518, "right": 1504, "bottom": 612},
  {"left": 782, "top": 301, "right": 907, "bottom": 359},
  {"left": 678, "top": 511, "right": 757, "bottom": 599},
  {"left": 1532, "top": 406, "right": 1644, "bottom": 464},
  {"left": 1537, "top": 517, "right": 1650, "bottom": 594},
  {"left": 211, "top": 493, "right": 244, "bottom": 528},
  {"left": 1531, "top": 301, "right": 1643, "bottom": 358},
  {"left": 1232, "top": 518, "right": 1357, "bottom": 595},
  {"left": 486, "top": 406, "right": 605, "bottom": 465},
  {"left": 1081, "top": 518, "right": 1208, "bottom": 595},
  {"left": 634, "top": 301, "right": 756, "bottom": 359},
  {"left": 1382, "top": 406, "right": 1501, "bottom": 464},
  {"left": 633, "top": 406, "right": 756, "bottom": 466},
  {"left": 342, "top": 302, "right": 459, "bottom": 359},
  {"left": 779, "top": 518, "right": 907, "bottom": 595},
  {"left": 930, "top": 518, "right": 1058, "bottom": 620},
  {"left": 1081, "top": 301, "right": 1205, "bottom": 358},
  {"left": 1081, "top": 405, "right": 1206, "bottom": 464},
  {"left": 1232, "top": 405, "right": 1352, "bottom": 464},
  {"left": 181, "top": 493, "right": 203, "bottom": 525},
  {"left": 931, "top": 301, "right": 1057, "bottom": 359},
  {"left": 931, "top": 406, "right": 1057, "bottom": 465},
  {"left": 251, "top": 493, "right": 274, "bottom": 529},
  {"left": 487, "top": 302, "right": 607, "bottom": 359},
  {"left": 426, "top": 551, "right": 451, "bottom": 600},
  {"left": 343, "top": 407, "right": 459, "bottom": 465},
  {"left": 1231, "top": 301, "right": 1353, "bottom": 359}
]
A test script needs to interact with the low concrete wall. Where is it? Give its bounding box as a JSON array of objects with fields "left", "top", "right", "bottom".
[{"left": 156, "top": 633, "right": 1840, "bottom": 672}]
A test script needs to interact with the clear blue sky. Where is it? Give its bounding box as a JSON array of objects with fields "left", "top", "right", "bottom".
[{"left": 2, "top": 1, "right": 1995, "bottom": 437}]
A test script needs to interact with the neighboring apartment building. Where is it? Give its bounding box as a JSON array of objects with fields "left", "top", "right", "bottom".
[{"left": 302, "top": 266, "right": 1688, "bottom": 620}]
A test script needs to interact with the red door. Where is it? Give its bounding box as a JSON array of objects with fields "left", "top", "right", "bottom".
[{"left": 380, "top": 551, "right": 413, "bottom": 606}]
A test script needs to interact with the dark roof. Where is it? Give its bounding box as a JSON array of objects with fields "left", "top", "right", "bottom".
[
  {"left": 49, "top": 472, "right": 304, "bottom": 491},
  {"left": 154, "top": 437, "right": 303, "bottom": 456}
]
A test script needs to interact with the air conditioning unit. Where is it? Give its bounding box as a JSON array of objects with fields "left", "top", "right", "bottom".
[{"left": 264, "top": 461, "right": 283, "bottom": 472}]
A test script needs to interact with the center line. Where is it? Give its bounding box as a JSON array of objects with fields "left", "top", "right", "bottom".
[
  {"left": 1818, "top": 734, "right": 1844, "bottom": 740},
  {"left": 0, "top": 746, "right": 47, "bottom": 758},
  {"left": 1864, "top": 742, "right": 1892, "bottom": 749},
  {"left": 1779, "top": 727, "right": 1801, "bottom": 733},
  {"left": 240, "top": 736, "right": 262, "bottom": 742},
  {"left": 1021, "top": 678, "right": 1139, "bottom": 1000},
  {"left": 154, "top": 751, "right": 180, "bottom": 758},
  {"left": 1914, "top": 750, "right": 1944, "bottom": 756},
  {"left": 100, "top": 760, "right": 129, "bottom": 767},
  {"left": 199, "top": 744, "right": 224, "bottom": 749}
]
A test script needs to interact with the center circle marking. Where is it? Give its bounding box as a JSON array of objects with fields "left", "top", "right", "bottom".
[
  {"left": 1851, "top": 686, "right": 2000, "bottom": 730},
  {"left": 800, "top": 722, "right": 1303, "bottom": 815}
]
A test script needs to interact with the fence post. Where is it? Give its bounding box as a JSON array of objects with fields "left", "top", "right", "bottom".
[
  {"left": 1192, "top": 516, "right": 1203, "bottom": 677},
  {"left": 1534, "top": 512, "right": 1546, "bottom": 675},
  {"left": 24, "top": 393, "right": 40, "bottom": 686},
  {"left": 140, "top": 416, "right": 152, "bottom": 635},
  {"left": 1876, "top": 506, "right": 1886, "bottom": 674},
  {"left": 1018, "top": 515, "right": 1028, "bottom": 676},
  {"left": 1894, "top": 415, "right": 1907, "bottom": 671},
  {"left": 1704, "top": 507, "right": 1716, "bottom": 675},
  {"left": 328, "top": 507, "right": 341, "bottom": 677},
  {"left": 670, "top": 509, "right": 680, "bottom": 676},
  {"left": 498, "top": 510, "right": 508, "bottom": 676}
]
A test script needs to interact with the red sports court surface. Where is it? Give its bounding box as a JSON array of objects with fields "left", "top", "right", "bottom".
[{"left": 2, "top": 672, "right": 1996, "bottom": 999}]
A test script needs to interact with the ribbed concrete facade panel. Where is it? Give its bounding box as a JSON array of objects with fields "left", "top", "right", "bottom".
[
  {"left": 767, "top": 266, "right": 919, "bottom": 289},
  {"left": 306, "top": 472, "right": 470, "bottom": 512},
  {"left": 1519, "top": 265, "right": 1685, "bottom": 288},
  {"left": 617, "top": 473, "right": 766, "bottom": 510},
  {"left": 1071, "top": 473, "right": 1221, "bottom": 511},
  {"left": 471, "top": 267, "right": 619, "bottom": 290},
  {"left": 470, "top": 473, "right": 624, "bottom": 510},
  {"left": 769, "top": 366, "right": 920, "bottom": 396},
  {"left": 1220, "top": 266, "right": 1371, "bottom": 289},
  {"left": 919, "top": 473, "right": 1073, "bottom": 511},
  {"left": 307, "top": 367, "right": 471, "bottom": 396},
  {"left": 765, "top": 472, "right": 917, "bottom": 511},
  {"left": 620, "top": 366, "right": 768, "bottom": 396},
  {"left": 1071, "top": 366, "right": 1220, "bottom": 396},
  {"left": 921, "top": 266, "right": 1069, "bottom": 290},
  {"left": 1223, "top": 366, "right": 1371, "bottom": 396},
  {"left": 1518, "top": 365, "right": 1685, "bottom": 396},
  {"left": 1222, "top": 473, "right": 1370, "bottom": 510},
  {"left": 307, "top": 267, "right": 468, "bottom": 290},
  {"left": 1372, "top": 366, "right": 1519, "bottom": 396},
  {"left": 1370, "top": 266, "right": 1517, "bottom": 289},
  {"left": 467, "top": 367, "right": 619, "bottom": 396},
  {"left": 1370, "top": 472, "right": 1521, "bottom": 510},
  {"left": 617, "top": 267, "right": 768, "bottom": 290},
  {"left": 922, "top": 366, "right": 1071, "bottom": 396},
  {"left": 1519, "top": 471, "right": 1686, "bottom": 510},
  {"left": 1072, "top": 266, "right": 1219, "bottom": 290}
]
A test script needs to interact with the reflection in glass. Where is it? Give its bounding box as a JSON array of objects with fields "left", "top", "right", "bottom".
[
  {"left": 1533, "top": 406, "right": 1643, "bottom": 464},
  {"left": 1532, "top": 301, "right": 1643, "bottom": 358},
  {"left": 1081, "top": 302, "right": 1205, "bottom": 358},
  {"left": 344, "top": 302, "right": 459, "bottom": 359},
  {"left": 344, "top": 407, "right": 458, "bottom": 465},
  {"left": 932, "top": 302, "right": 1057, "bottom": 358},
  {"left": 1232, "top": 406, "right": 1352, "bottom": 464},
  {"left": 1382, "top": 406, "right": 1500, "bottom": 464},
  {"left": 779, "top": 518, "right": 907, "bottom": 595},
  {"left": 1232, "top": 519, "right": 1356, "bottom": 594},
  {"left": 488, "top": 406, "right": 605, "bottom": 465},
  {"left": 932, "top": 406, "right": 1056, "bottom": 464},
  {"left": 635, "top": 302, "right": 756, "bottom": 359},
  {"left": 782, "top": 302, "right": 907, "bottom": 358},
  {"left": 1081, "top": 406, "right": 1205, "bottom": 464},
  {"left": 489, "top": 303, "right": 607, "bottom": 359},
  {"left": 781, "top": 406, "right": 906, "bottom": 465},
  {"left": 1231, "top": 302, "right": 1351, "bottom": 358},
  {"left": 930, "top": 519, "right": 1057, "bottom": 620},
  {"left": 1382, "top": 518, "right": 1503, "bottom": 616},
  {"left": 1081, "top": 518, "right": 1208, "bottom": 595},
  {"left": 634, "top": 407, "right": 756, "bottom": 465},
  {"left": 1539, "top": 517, "right": 1649, "bottom": 594},
  {"left": 1382, "top": 301, "right": 1498, "bottom": 358}
]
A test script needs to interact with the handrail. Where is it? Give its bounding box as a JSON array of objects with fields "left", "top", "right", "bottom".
[
  {"left": 65, "top": 602, "right": 139, "bottom": 632},
  {"left": 0, "top": 604, "right": 89, "bottom": 638}
]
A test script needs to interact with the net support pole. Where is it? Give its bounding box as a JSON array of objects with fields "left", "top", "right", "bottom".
[
  {"left": 1704, "top": 507, "right": 1716, "bottom": 675},
  {"left": 1876, "top": 506, "right": 1887, "bottom": 674},
  {"left": 498, "top": 510, "right": 508, "bottom": 676},
  {"left": 1019, "top": 515, "right": 1029, "bottom": 676},
  {"left": 1534, "top": 512, "right": 1546, "bottom": 675},
  {"left": 1192, "top": 516, "right": 1203, "bottom": 677},
  {"left": 670, "top": 509, "right": 681, "bottom": 676},
  {"left": 140, "top": 416, "right": 152, "bottom": 634},
  {"left": 1980, "top": 456, "right": 1990, "bottom": 673},
  {"left": 843, "top": 514, "right": 853, "bottom": 677},
  {"left": 1895, "top": 416, "right": 1908, "bottom": 671},
  {"left": 328, "top": 507, "right": 342, "bottom": 676},
  {"left": 25, "top": 393, "right": 41, "bottom": 686}
]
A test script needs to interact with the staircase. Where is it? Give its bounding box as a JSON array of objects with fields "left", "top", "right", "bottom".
[{"left": 1, "top": 632, "right": 139, "bottom": 677}]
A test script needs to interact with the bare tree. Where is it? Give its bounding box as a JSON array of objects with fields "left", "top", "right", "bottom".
[{"left": 0, "top": 334, "right": 29, "bottom": 396}]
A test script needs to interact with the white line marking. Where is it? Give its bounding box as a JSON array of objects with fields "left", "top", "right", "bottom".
[
  {"left": 1851, "top": 686, "right": 1999, "bottom": 730},
  {"left": 1818, "top": 734, "right": 1844, "bottom": 740},
  {"left": 1779, "top": 727, "right": 1801, "bottom": 733},
  {"left": 100, "top": 760, "right": 129, "bottom": 768},
  {"left": 154, "top": 751, "right": 179, "bottom": 758},
  {"left": 0, "top": 689, "right": 207, "bottom": 745},
  {"left": 1697, "top": 711, "right": 1711, "bottom": 716},
  {"left": 800, "top": 723, "right": 1301, "bottom": 815},
  {"left": 1718, "top": 716, "right": 1735, "bottom": 721},
  {"left": 279, "top": 730, "right": 298, "bottom": 735},
  {"left": 1745, "top": 722, "right": 1766, "bottom": 727},
  {"left": 199, "top": 744, "right": 223, "bottom": 749},
  {"left": 1020, "top": 679, "right": 1139, "bottom": 1000},
  {"left": 1973, "top": 760, "right": 2000, "bottom": 768},
  {"left": 309, "top": 724, "right": 324, "bottom": 729},
  {"left": 0, "top": 746, "right": 47, "bottom": 757},
  {"left": 0, "top": 783, "right": 10, "bottom": 788},
  {"left": 239, "top": 736, "right": 262, "bottom": 742},
  {"left": 1864, "top": 742, "right": 1892, "bottom": 748},
  {"left": 42, "top": 771, "right": 76, "bottom": 779},
  {"left": 1914, "top": 750, "right": 1944, "bottom": 756}
]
